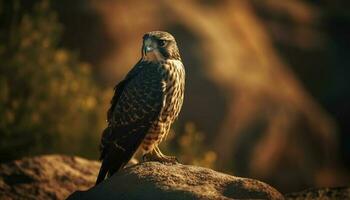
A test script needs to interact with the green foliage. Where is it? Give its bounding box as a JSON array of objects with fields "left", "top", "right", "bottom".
[{"left": 0, "top": 0, "right": 106, "bottom": 161}]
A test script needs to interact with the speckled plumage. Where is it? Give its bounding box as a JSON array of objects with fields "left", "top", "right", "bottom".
[
  {"left": 141, "top": 59, "right": 185, "bottom": 152},
  {"left": 96, "top": 31, "right": 185, "bottom": 185}
]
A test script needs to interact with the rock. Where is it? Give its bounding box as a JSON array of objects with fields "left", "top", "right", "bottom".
[
  {"left": 67, "top": 161, "right": 283, "bottom": 200},
  {"left": 285, "top": 187, "right": 350, "bottom": 200},
  {"left": 0, "top": 155, "right": 284, "bottom": 200},
  {"left": 0, "top": 155, "right": 100, "bottom": 200},
  {"left": 2, "top": 155, "right": 350, "bottom": 200}
]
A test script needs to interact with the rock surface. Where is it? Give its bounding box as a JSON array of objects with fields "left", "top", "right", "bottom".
[
  {"left": 1, "top": 155, "right": 349, "bottom": 200},
  {"left": 0, "top": 155, "right": 100, "bottom": 200},
  {"left": 0, "top": 155, "right": 283, "bottom": 200},
  {"left": 68, "top": 161, "right": 284, "bottom": 200}
]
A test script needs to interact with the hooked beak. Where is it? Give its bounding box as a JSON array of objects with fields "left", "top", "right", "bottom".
[
  {"left": 145, "top": 45, "right": 154, "bottom": 52},
  {"left": 143, "top": 38, "right": 155, "bottom": 53}
]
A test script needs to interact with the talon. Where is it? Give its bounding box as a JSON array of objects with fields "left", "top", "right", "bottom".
[
  {"left": 142, "top": 153, "right": 178, "bottom": 164},
  {"left": 142, "top": 146, "right": 179, "bottom": 164},
  {"left": 157, "top": 155, "right": 178, "bottom": 164}
]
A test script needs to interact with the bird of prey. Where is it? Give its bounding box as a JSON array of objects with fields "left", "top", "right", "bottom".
[{"left": 95, "top": 31, "right": 185, "bottom": 185}]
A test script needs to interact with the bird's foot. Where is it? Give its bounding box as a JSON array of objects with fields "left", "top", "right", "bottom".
[{"left": 142, "top": 153, "right": 178, "bottom": 164}]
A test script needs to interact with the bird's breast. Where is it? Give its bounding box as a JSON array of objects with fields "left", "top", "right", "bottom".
[
  {"left": 159, "top": 59, "right": 185, "bottom": 122},
  {"left": 141, "top": 59, "right": 185, "bottom": 153}
]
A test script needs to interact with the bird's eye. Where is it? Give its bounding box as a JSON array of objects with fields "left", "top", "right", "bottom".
[{"left": 157, "top": 40, "right": 167, "bottom": 47}]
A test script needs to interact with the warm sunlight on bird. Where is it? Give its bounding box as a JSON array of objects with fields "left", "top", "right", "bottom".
[{"left": 96, "top": 31, "right": 185, "bottom": 185}]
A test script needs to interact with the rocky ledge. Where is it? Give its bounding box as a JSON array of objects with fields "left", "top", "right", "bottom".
[
  {"left": 0, "top": 155, "right": 99, "bottom": 200},
  {"left": 0, "top": 155, "right": 349, "bottom": 200},
  {"left": 68, "top": 161, "right": 283, "bottom": 200}
]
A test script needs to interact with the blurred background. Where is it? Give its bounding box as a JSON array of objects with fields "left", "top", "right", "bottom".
[{"left": 0, "top": 0, "right": 349, "bottom": 193}]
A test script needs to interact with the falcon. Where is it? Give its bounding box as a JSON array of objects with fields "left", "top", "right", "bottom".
[{"left": 95, "top": 31, "right": 185, "bottom": 185}]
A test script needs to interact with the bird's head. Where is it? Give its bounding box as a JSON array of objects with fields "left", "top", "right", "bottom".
[{"left": 141, "top": 31, "right": 181, "bottom": 62}]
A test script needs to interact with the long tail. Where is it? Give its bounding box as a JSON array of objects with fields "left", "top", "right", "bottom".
[
  {"left": 95, "top": 159, "right": 109, "bottom": 185},
  {"left": 95, "top": 148, "right": 128, "bottom": 185},
  {"left": 95, "top": 128, "right": 147, "bottom": 185}
]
